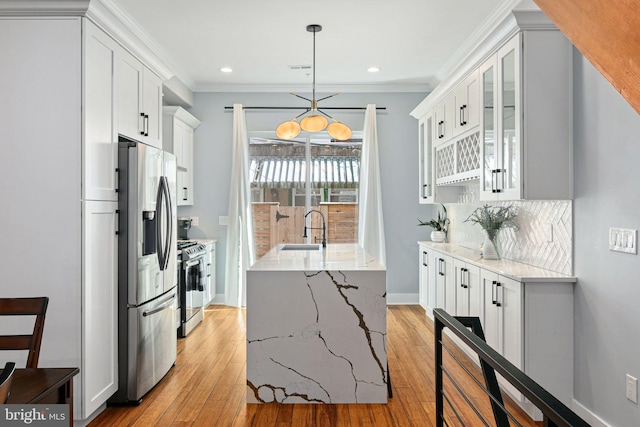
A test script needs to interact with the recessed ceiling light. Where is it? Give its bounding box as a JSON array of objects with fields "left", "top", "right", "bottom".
[
  {"left": 367, "top": 67, "right": 380, "bottom": 73},
  {"left": 221, "top": 67, "right": 233, "bottom": 73}
]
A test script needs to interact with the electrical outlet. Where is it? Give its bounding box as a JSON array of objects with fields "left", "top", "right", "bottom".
[
  {"left": 219, "top": 216, "right": 229, "bottom": 226},
  {"left": 627, "top": 374, "right": 638, "bottom": 404},
  {"left": 190, "top": 216, "right": 199, "bottom": 226},
  {"left": 609, "top": 228, "right": 637, "bottom": 254}
]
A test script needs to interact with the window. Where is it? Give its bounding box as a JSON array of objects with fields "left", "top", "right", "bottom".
[{"left": 249, "top": 132, "right": 361, "bottom": 256}]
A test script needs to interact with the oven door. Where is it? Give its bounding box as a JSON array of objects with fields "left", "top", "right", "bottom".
[{"left": 180, "top": 257, "right": 205, "bottom": 336}]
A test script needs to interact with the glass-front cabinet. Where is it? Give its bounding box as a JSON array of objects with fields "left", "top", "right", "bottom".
[
  {"left": 418, "top": 113, "right": 434, "bottom": 203},
  {"left": 480, "top": 34, "right": 522, "bottom": 200}
]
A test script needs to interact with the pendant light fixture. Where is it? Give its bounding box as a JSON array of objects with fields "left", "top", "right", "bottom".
[{"left": 275, "top": 25, "right": 352, "bottom": 141}]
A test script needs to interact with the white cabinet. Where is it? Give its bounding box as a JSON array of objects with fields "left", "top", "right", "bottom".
[
  {"left": 434, "top": 92, "right": 454, "bottom": 143},
  {"left": 453, "top": 259, "right": 481, "bottom": 318},
  {"left": 204, "top": 241, "right": 217, "bottom": 305},
  {"left": 163, "top": 107, "right": 201, "bottom": 206},
  {"left": 117, "top": 49, "right": 163, "bottom": 149},
  {"left": 81, "top": 200, "right": 118, "bottom": 418},
  {"left": 83, "top": 20, "right": 118, "bottom": 201},
  {"left": 419, "top": 245, "right": 435, "bottom": 311},
  {"left": 479, "top": 31, "right": 573, "bottom": 201},
  {"left": 418, "top": 114, "right": 434, "bottom": 203},
  {"left": 453, "top": 70, "right": 479, "bottom": 137}
]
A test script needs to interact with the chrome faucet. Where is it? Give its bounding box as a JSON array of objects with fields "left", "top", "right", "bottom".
[{"left": 303, "top": 210, "right": 327, "bottom": 248}]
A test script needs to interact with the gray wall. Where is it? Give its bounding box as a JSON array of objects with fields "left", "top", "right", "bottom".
[
  {"left": 574, "top": 48, "right": 640, "bottom": 426},
  {"left": 178, "top": 91, "right": 433, "bottom": 299}
]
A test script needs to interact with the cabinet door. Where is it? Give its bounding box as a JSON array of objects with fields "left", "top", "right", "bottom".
[
  {"left": 479, "top": 56, "right": 499, "bottom": 200},
  {"left": 496, "top": 35, "right": 522, "bottom": 200},
  {"left": 142, "top": 68, "right": 163, "bottom": 149},
  {"left": 466, "top": 265, "right": 482, "bottom": 319},
  {"left": 481, "top": 269, "right": 500, "bottom": 352},
  {"left": 440, "top": 255, "right": 455, "bottom": 315},
  {"left": 498, "top": 276, "right": 522, "bottom": 369},
  {"left": 419, "top": 247, "right": 429, "bottom": 309},
  {"left": 453, "top": 70, "right": 479, "bottom": 136},
  {"left": 434, "top": 92, "right": 454, "bottom": 143},
  {"left": 418, "top": 114, "right": 435, "bottom": 203},
  {"left": 83, "top": 20, "right": 118, "bottom": 201},
  {"left": 172, "top": 119, "right": 186, "bottom": 167},
  {"left": 82, "top": 201, "right": 118, "bottom": 418},
  {"left": 454, "top": 259, "right": 468, "bottom": 316},
  {"left": 182, "top": 125, "right": 194, "bottom": 205},
  {"left": 435, "top": 255, "right": 446, "bottom": 310},
  {"left": 117, "top": 49, "right": 143, "bottom": 141}
]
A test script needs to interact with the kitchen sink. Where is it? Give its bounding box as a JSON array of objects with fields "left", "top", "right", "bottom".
[{"left": 280, "top": 244, "right": 322, "bottom": 251}]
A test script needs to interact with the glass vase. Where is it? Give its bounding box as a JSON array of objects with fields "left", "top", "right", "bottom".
[{"left": 482, "top": 229, "right": 500, "bottom": 260}]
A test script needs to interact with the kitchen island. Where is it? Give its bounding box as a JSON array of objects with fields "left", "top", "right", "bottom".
[{"left": 246, "top": 244, "right": 387, "bottom": 404}]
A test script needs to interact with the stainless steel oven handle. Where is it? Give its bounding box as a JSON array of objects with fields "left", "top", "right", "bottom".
[
  {"left": 185, "top": 259, "right": 202, "bottom": 267},
  {"left": 142, "top": 293, "right": 176, "bottom": 317}
]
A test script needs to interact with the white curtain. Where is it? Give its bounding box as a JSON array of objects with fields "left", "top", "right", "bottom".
[
  {"left": 224, "top": 104, "right": 256, "bottom": 307},
  {"left": 358, "top": 104, "right": 386, "bottom": 267}
]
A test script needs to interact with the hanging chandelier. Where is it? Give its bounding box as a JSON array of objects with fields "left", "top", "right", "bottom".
[{"left": 275, "top": 24, "right": 352, "bottom": 141}]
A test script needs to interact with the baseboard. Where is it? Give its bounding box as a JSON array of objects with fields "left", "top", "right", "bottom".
[
  {"left": 205, "top": 294, "right": 226, "bottom": 306},
  {"left": 571, "top": 399, "right": 612, "bottom": 427},
  {"left": 386, "top": 293, "right": 419, "bottom": 305}
]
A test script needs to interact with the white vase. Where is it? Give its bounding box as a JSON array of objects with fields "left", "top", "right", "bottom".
[
  {"left": 482, "top": 232, "right": 500, "bottom": 260},
  {"left": 431, "top": 230, "right": 446, "bottom": 243}
]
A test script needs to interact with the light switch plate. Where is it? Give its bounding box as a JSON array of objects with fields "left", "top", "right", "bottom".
[
  {"left": 609, "top": 228, "right": 637, "bottom": 254},
  {"left": 190, "top": 216, "right": 199, "bottom": 226}
]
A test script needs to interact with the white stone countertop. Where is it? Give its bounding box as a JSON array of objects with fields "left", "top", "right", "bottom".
[
  {"left": 417, "top": 241, "right": 576, "bottom": 283},
  {"left": 250, "top": 243, "right": 385, "bottom": 272}
]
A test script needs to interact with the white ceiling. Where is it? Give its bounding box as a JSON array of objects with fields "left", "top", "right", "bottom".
[{"left": 112, "top": 0, "right": 513, "bottom": 92}]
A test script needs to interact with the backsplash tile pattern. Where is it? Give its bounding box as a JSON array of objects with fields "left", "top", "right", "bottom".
[{"left": 444, "top": 184, "right": 572, "bottom": 275}]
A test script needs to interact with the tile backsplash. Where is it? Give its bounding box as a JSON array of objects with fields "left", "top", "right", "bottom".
[{"left": 443, "top": 184, "right": 572, "bottom": 275}]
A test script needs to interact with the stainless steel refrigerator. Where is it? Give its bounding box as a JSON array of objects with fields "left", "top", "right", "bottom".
[{"left": 110, "top": 136, "right": 178, "bottom": 404}]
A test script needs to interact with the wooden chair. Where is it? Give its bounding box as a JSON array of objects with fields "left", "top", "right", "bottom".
[
  {"left": 0, "top": 362, "right": 16, "bottom": 403},
  {"left": 0, "top": 297, "right": 49, "bottom": 368}
]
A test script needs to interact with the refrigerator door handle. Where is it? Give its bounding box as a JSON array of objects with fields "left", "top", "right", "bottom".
[
  {"left": 156, "top": 177, "right": 166, "bottom": 270},
  {"left": 162, "top": 176, "right": 173, "bottom": 270},
  {"left": 142, "top": 292, "right": 176, "bottom": 317}
]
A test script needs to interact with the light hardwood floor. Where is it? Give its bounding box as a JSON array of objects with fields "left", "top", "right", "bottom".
[{"left": 90, "top": 305, "right": 541, "bottom": 426}]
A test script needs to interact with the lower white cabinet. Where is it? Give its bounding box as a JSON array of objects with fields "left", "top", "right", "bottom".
[
  {"left": 480, "top": 270, "right": 522, "bottom": 370},
  {"left": 453, "top": 259, "right": 481, "bottom": 318},
  {"left": 82, "top": 201, "right": 118, "bottom": 418},
  {"left": 417, "top": 242, "right": 575, "bottom": 420},
  {"left": 204, "top": 240, "right": 217, "bottom": 305}
]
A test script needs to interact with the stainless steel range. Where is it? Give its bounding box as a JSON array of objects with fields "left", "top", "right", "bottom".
[{"left": 177, "top": 241, "right": 207, "bottom": 337}]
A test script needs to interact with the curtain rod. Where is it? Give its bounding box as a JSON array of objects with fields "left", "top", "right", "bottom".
[{"left": 223, "top": 106, "right": 386, "bottom": 111}]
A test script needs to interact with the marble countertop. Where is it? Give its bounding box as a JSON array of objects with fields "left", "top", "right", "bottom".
[
  {"left": 250, "top": 243, "right": 385, "bottom": 272},
  {"left": 417, "top": 241, "right": 576, "bottom": 283}
]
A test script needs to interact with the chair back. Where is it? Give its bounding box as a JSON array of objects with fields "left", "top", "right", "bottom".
[
  {"left": 0, "top": 297, "right": 49, "bottom": 368},
  {"left": 0, "top": 361, "right": 16, "bottom": 403}
]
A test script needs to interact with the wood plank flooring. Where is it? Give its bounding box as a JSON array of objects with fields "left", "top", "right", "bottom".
[{"left": 90, "top": 305, "right": 541, "bottom": 426}]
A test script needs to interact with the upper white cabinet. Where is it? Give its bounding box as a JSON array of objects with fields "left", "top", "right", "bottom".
[
  {"left": 163, "top": 106, "right": 201, "bottom": 206},
  {"left": 453, "top": 70, "right": 479, "bottom": 137},
  {"left": 412, "top": 11, "right": 573, "bottom": 202},
  {"left": 117, "top": 49, "right": 163, "bottom": 149},
  {"left": 83, "top": 20, "right": 118, "bottom": 201},
  {"left": 479, "top": 31, "right": 572, "bottom": 200}
]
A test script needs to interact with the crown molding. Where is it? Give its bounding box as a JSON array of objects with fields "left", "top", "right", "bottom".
[
  {"left": 194, "top": 83, "right": 431, "bottom": 94},
  {"left": 162, "top": 106, "right": 201, "bottom": 129},
  {"left": 410, "top": 5, "right": 555, "bottom": 119},
  {"left": 0, "top": 0, "right": 90, "bottom": 15},
  {"left": 86, "top": 0, "right": 195, "bottom": 87}
]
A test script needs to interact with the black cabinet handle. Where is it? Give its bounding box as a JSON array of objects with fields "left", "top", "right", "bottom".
[
  {"left": 459, "top": 106, "right": 464, "bottom": 126},
  {"left": 140, "top": 112, "right": 145, "bottom": 135},
  {"left": 144, "top": 114, "right": 149, "bottom": 136},
  {"left": 183, "top": 187, "right": 188, "bottom": 201},
  {"left": 422, "top": 251, "right": 428, "bottom": 267},
  {"left": 462, "top": 105, "right": 467, "bottom": 125},
  {"left": 496, "top": 282, "right": 502, "bottom": 307},
  {"left": 115, "top": 209, "right": 120, "bottom": 235},
  {"left": 492, "top": 280, "right": 497, "bottom": 305}
]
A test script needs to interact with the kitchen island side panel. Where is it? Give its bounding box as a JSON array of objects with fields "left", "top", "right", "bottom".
[{"left": 246, "top": 269, "right": 387, "bottom": 404}]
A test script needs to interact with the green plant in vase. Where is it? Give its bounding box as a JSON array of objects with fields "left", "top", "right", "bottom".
[
  {"left": 418, "top": 204, "right": 449, "bottom": 243},
  {"left": 465, "top": 204, "right": 518, "bottom": 259}
]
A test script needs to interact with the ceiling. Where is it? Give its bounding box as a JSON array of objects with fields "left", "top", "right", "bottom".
[{"left": 112, "top": 0, "right": 513, "bottom": 93}]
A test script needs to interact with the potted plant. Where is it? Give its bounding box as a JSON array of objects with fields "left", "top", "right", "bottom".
[
  {"left": 465, "top": 204, "right": 518, "bottom": 259},
  {"left": 418, "top": 204, "right": 449, "bottom": 243}
]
